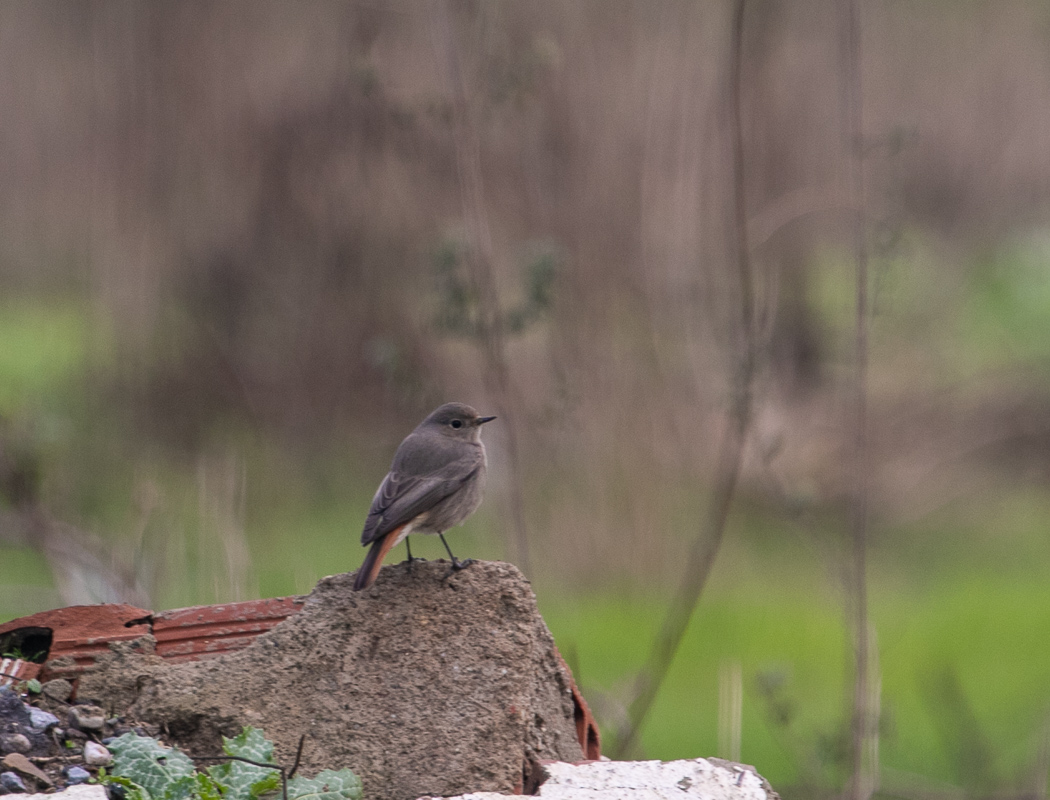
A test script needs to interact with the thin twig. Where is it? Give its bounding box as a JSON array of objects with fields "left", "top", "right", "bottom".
[
  {"left": 288, "top": 735, "right": 306, "bottom": 779},
  {"left": 28, "top": 755, "right": 82, "bottom": 764},
  {"left": 611, "top": 0, "right": 757, "bottom": 758},
  {"left": 844, "top": 0, "right": 875, "bottom": 798}
]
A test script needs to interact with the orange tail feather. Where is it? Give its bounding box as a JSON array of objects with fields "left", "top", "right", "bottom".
[{"left": 352, "top": 527, "right": 402, "bottom": 591}]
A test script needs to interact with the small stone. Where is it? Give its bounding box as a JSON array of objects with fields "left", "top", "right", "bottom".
[
  {"left": 0, "top": 771, "right": 27, "bottom": 793},
  {"left": 83, "top": 742, "right": 112, "bottom": 767},
  {"left": 68, "top": 705, "right": 106, "bottom": 732},
  {"left": 0, "top": 689, "right": 29, "bottom": 725},
  {"left": 0, "top": 736, "right": 29, "bottom": 756},
  {"left": 40, "top": 680, "right": 73, "bottom": 703},
  {"left": 65, "top": 728, "right": 88, "bottom": 741},
  {"left": 64, "top": 766, "right": 91, "bottom": 785},
  {"left": 27, "top": 708, "right": 59, "bottom": 733}
]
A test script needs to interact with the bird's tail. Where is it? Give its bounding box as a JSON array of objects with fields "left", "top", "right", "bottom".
[{"left": 352, "top": 528, "right": 401, "bottom": 591}]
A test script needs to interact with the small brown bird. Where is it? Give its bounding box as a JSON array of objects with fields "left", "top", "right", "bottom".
[{"left": 352, "top": 402, "right": 496, "bottom": 591}]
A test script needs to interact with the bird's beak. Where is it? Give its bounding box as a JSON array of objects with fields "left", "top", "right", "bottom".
[{"left": 477, "top": 415, "right": 497, "bottom": 425}]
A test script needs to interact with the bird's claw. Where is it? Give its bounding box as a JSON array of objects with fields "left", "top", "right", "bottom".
[
  {"left": 443, "top": 557, "right": 475, "bottom": 581},
  {"left": 403, "top": 556, "right": 428, "bottom": 573}
]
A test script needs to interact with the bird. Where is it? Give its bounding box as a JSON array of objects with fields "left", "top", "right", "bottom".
[{"left": 352, "top": 402, "right": 496, "bottom": 591}]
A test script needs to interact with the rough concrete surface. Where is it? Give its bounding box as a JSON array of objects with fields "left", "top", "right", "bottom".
[
  {"left": 421, "top": 757, "right": 780, "bottom": 799},
  {"left": 75, "top": 560, "right": 583, "bottom": 800}
]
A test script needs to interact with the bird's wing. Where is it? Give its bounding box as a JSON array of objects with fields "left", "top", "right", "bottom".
[{"left": 360, "top": 449, "right": 483, "bottom": 545}]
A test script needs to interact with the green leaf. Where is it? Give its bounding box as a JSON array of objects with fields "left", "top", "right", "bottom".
[
  {"left": 208, "top": 727, "right": 281, "bottom": 800},
  {"left": 191, "top": 773, "right": 225, "bottom": 800},
  {"left": 107, "top": 732, "right": 196, "bottom": 800},
  {"left": 100, "top": 774, "right": 152, "bottom": 800},
  {"left": 164, "top": 775, "right": 200, "bottom": 800},
  {"left": 286, "top": 769, "right": 363, "bottom": 800},
  {"left": 25, "top": 678, "right": 42, "bottom": 694},
  {"left": 223, "top": 727, "right": 275, "bottom": 763},
  {"left": 101, "top": 727, "right": 360, "bottom": 800}
]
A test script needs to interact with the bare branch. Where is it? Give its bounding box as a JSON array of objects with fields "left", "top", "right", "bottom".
[{"left": 844, "top": 0, "right": 877, "bottom": 798}]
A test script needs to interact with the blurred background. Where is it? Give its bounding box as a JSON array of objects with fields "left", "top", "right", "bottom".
[{"left": 2, "top": 1, "right": 1050, "bottom": 796}]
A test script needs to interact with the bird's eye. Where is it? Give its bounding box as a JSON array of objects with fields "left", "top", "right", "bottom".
[{"left": 450, "top": 419, "right": 463, "bottom": 429}]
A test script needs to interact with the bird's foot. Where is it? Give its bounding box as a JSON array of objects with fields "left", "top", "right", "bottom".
[
  {"left": 444, "top": 557, "right": 475, "bottom": 580},
  {"left": 403, "top": 556, "right": 428, "bottom": 572}
]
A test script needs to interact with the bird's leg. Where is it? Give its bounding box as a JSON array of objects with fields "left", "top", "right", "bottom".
[
  {"left": 440, "top": 533, "right": 474, "bottom": 574},
  {"left": 403, "top": 537, "right": 427, "bottom": 569}
]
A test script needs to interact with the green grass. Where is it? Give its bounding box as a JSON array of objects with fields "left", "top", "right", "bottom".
[
  {"left": 537, "top": 490, "right": 1050, "bottom": 794},
  {"left": 541, "top": 567, "right": 1050, "bottom": 793},
  {"left": 0, "top": 298, "right": 93, "bottom": 416}
]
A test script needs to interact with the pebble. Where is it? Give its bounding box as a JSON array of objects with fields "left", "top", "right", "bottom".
[
  {"left": 27, "top": 708, "right": 59, "bottom": 733},
  {"left": 83, "top": 742, "right": 112, "bottom": 767},
  {"left": 0, "top": 736, "right": 30, "bottom": 756},
  {"left": 0, "top": 771, "right": 26, "bottom": 793},
  {"left": 68, "top": 706, "right": 106, "bottom": 733},
  {"left": 64, "top": 766, "right": 92, "bottom": 785},
  {"left": 0, "top": 687, "right": 21, "bottom": 709},
  {"left": 40, "top": 680, "right": 73, "bottom": 703}
]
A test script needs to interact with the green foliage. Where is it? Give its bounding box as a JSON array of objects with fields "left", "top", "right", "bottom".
[
  {"left": 107, "top": 733, "right": 197, "bottom": 800},
  {"left": 103, "top": 729, "right": 362, "bottom": 800},
  {"left": 286, "top": 770, "right": 363, "bottom": 800},
  {"left": 506, "top": 248, "right": 558, "bottom": 334},
  {"left": 190, "top": 773, "right": 225, "bottom": 800},
  {"left": 433, "top": 237, "right": 559, "bottom": 339},
  {"left": 433, "top": 239, "right": 479, "bottom": 338},
  {"left": 207, "top": 728, "right": 281, "bottom": 800},
  {"left": 104, "top": 774, "right": 151, "bottom": 800}
]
